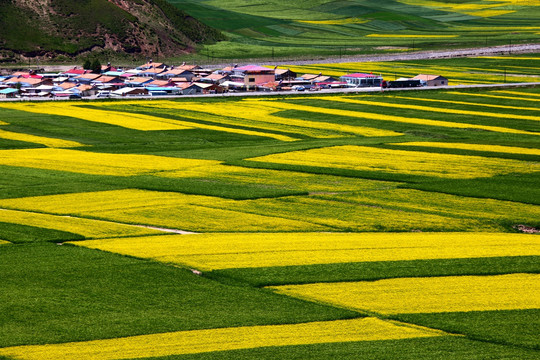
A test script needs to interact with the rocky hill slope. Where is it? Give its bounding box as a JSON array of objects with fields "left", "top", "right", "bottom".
[{"left": 0, "top": 0, "right": 224, "bottom": 62}]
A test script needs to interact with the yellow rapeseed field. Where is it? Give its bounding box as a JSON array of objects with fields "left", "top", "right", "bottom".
[
  {"left": 299, "top": 18, "right": 369, "bottom": 25},
  {"left": 73, "top": 232, "right": 540, "bottom": 270},
  {"left": 270, "top": 274, "right": 540, "bottom": 315},
  {"left": 366, "top": 34, "right": 458, "bottom": 38},
  {"left": 0, "top": 103, "right": 191, "bottom": 131},
  {"left": 0, "top": 209, "right": 162, "bottom": 239},
  {"left": 0, "top": 240, "right": 10, "bottom": 245},
  {"left": 494, "top": 90, "right": 540, "bottom": 98},
  {"left": 448, "top": 91, "right": 540, "bottom": 103},
  {"left": 253, "top": 99, "right": 536, "bottom": 135},
  {"left": 247, "top": 145, "right": 538, "bottom": 179},
  {"left": 155, "top": 162, "right": 397, "bottom": 193},
  {"left": 392, "top": 142, "right": 540, "bottom": 156},
  {"left": 0, "top": 317, "right": 445, "bottom": 360},
  {"left": 328, "top": 97, "right": 540, "bottom": 122},
  {"left": 398, "top": 0, "right": 518, "bottom": 17},
  {"left": 147, "top": 100, "right": 401, "bottom": 138},
  {"left": 0, "top": 129, "right": 84, "bottom": 148},
  {"left": 392, "top": 95, "right": 540, "bottom": 112},
  {"left": 0, "top": 148, "right": 221, "bottom": 176},
  {"left": 0, "top": 189, "right": 327, "bottom": 232}
]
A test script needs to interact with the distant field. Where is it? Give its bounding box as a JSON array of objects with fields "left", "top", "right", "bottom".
[
  {"left": 0, "top": 86, "right": 538, "bottom": 359},
  {"left": 167, "top": 0, "right": 540, "bottom": 60},
  {"left": 281, "top": 54, "right": 540, "bottom": 85}
]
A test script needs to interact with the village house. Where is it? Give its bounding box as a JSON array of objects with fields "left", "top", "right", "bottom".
[
  {"left": 112, "top": 87, "right": 149, "bottom": 97},
  {"left": 158, "top": 68, "right": 195, "bottom": 81},
  {"left": 233, "top": 65, "right": 275, "bottom": 90},
  {"left": 75, "top": 73, "right": 101, "bottom": 84},
  {"left": 194, "top": 82, "right": 225, "bottom": 94},
  {"left": 0, "top": 88, "right": 19, "bottom": 98},
  {"left": 275, "top": 68, "right": 297, "bottom": 81},
  {"left": 340, "top": 73, "right": 383, "bottom": 87},
  {"left": 199, "top": 73, "right": 229, "bottom": 84},
  {"left": 412, "top": 74, "right": 448, "bottom": 86}
]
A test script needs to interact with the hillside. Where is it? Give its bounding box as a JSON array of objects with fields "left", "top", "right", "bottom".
[
  {"left": 170, "top": 0, "right": 540, "bottom": 60},
  {"left": 0, "top": 0, "right": 224, "bottom": 62}
]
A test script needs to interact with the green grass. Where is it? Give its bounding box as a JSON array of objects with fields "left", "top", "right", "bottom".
[
  {"left": 0, "top": 222, "right": 84, "bottom": 244},
  {"left": 0, "top": 243, "right": 357, "bottom": 347},
  {"left": 128, "top": 337, "right": 540, "bottom": 359},
  {"left": 209, "top": 256, "right": 540, "bottom": 287},
  {"left": 394, "top": 310, "right": 540, "bottom": 350}
]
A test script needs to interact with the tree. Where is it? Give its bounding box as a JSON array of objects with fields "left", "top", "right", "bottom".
[
  {"left": 83, "top": 59, "right": 92, "bottom": 70},
  {"left": 91, "top": 59, "right": 101, "bottom": 74}
]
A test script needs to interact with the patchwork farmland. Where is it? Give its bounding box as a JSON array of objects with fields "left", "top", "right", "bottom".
[
  {"left": 0, "top": 86, "right": 539, "bottom": 359},
  {"left": 171, "top": 0, "right": 540, "bottom": 60}
]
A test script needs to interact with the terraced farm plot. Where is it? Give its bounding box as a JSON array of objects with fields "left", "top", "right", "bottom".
[
  {"left": 0, "top": 318, "right": 444, "bottom": 360},
  {"left": 0, "top": 208, "right": 162, "bottom": 241},
  {"left": 247, "top": 145, "right": 538, "bottom": 179},
  {"left": 73, "top": 232, "right": 540, "bottom": 271},
  {"left": 0, "top": 148, "right": 221, "bottom": 176},
  {"left": 270, "top": 274, "right": 540, "bottom": 315}
]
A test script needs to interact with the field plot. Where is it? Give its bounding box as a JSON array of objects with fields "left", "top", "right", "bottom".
[
  {"left": 0, "top": 318, "right": 444, "bottom": 360},
  {"left": 73, "top": 232, "right": 540, "bottom": 271},
  {"left": 1, "top": 86, "right": 539, "bottom": 358},
  {"left": 170, "top": 1, "right": 540, "bottom": 59},
  {"left": 283, "top": 54, "right": 540, "bottom": 85},
  {"left": 270, "top": 273, "right": 540, "bottom": 314}
]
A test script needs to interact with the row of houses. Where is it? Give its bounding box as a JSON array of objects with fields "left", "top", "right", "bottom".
[{"left": 0, "top": 61, "right": 448, "bottom": 99}]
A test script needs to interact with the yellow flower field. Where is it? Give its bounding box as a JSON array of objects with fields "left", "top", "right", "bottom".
[
  {"left": 392, "top": 142, "right": 540, "bottom": 156},
  {"left": 392, "top": 95, "right": 540, "bottom": 112},
  {"left": 299, "top": 18, "right": 369, "bottom": 25},
  {"left": 448, "top": 91, "right": 540, "bottom": 103},
  {"left": 366, "top": 34, "right": 458, "bottom": 38},
  {"left": 313, "top": 188, "right": 540, "bottom": 223},
  {"left": 0, "top": 209, "right": 162, "bottom": 239},
  {"left": 494, "top": 90, "right": 540, "bottom": 98},
  {"left": 327, "top": 97, "right": 540, "bottom": 122},
  {"left": 136, "top": 100, "right": 400, "bottom": 138},
  {"left": 247, "top": 145, "right": 538, "bottom": 179},
  {"left": 270, "top": 274, "right": 540, "bottom": 315},
  {"left": 0, "top": 317, "right": 444, "bottom": 360},
  {"left": 1, "top": 187, "right": 503, "bottom": 232},
  {"left": 0, "top": 103, "right": 191, "bottom": 131},
  {"left": 0, "top": 148, "right": 221, "bottom": 176},
  {"left": 0, "top": 129, "right": 84, "bottom": 148},
  {"left": 0, "top": 240, "right": 10, "bottom": 245},
  {"left": 252, "top": 99, "right": 536, "bottom": 135},
  {"left": 0, "top": 189, "right": 328, "bottom": 232},
  {"left": 156, "top": 163, "right": 397, "bottom": 193},
  {"left": 398, "top": 0, "right": 519, "bottom": 17},
  {"left": 72, "top": 232, "right": 540, "bottom": 270}
]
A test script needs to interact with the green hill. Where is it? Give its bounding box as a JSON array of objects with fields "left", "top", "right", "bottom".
[
  {"left": 0, "top": 0, "right": 224, "bottom": 62},
  {"left": 169, "top": 0, "right": 540, "bottom": 60}
]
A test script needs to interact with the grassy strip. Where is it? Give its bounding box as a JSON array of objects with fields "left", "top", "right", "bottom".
[
  {"left": 0, "top": 243, "right": 356, "bottom": 348},
  {"left": 402, "top": 173, "right": 540, "bottom": 205},
  {"left": 0, "top": 222, "right": 84, "bottom": 244},
  {"left": 394, "top": 310, "right": 540, "bottom": 350},
  {"left": 209, "top": 256, "right": 540, "bottom": 287},
  {"left": 129, "top": 336, "right": 540, "bottom": 359}
]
